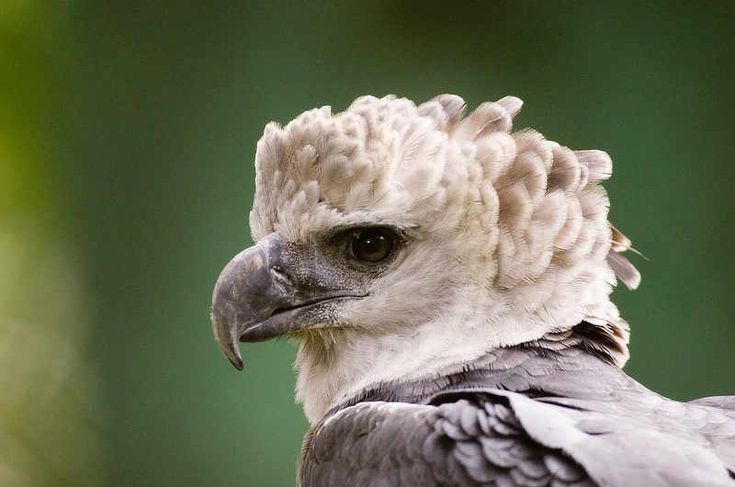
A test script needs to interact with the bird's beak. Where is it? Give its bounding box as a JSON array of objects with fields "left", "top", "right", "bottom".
[{"left": 211, "top": 232, "right": 363, "bottom": 370}]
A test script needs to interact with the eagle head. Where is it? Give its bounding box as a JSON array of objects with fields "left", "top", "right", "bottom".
[{"left": 211, "top": 94, "right": 639, "bottom": 422}]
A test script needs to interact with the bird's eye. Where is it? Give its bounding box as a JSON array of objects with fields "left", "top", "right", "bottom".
[{"left": 350, "top": 228, "right": 395, "bottom": 263}]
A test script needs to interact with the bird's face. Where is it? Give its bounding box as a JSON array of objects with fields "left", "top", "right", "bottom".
[{"left": 211, "top": 211, "right": 483, "bottom": 370}]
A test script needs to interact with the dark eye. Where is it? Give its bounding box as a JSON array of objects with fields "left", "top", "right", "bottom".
[{"left": 350, "top": 228, "right": 395, "bottom": 263}]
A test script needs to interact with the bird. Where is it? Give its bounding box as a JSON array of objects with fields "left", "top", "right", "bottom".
[{"left": 210, "top": 94, "right": 735, "bottom": 486}]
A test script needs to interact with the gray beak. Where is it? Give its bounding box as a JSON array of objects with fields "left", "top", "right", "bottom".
[
  {"left": 210, "top": 232, "right": 364, "bottom": 370},
  {"left": 211, "top": 233, "right": 287, "bottom": 369}
]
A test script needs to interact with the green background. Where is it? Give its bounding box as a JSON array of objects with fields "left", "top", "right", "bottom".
[{"left": 2, "top": 1, "right": 734, "bottom": 485}]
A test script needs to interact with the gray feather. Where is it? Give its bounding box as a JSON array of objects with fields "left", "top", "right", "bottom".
[{"left": 300, "top": 349, "right": 735, "bottom": 486}]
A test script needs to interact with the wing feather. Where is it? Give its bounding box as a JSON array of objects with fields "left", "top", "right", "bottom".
[
  {"left": 301, "top": 389, "right": 735, "bottom": 486},
  {"left": 301, "top": 397, "right": 588, "bottom": 486}
]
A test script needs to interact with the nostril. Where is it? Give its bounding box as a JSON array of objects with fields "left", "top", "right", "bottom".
[{"left": 270, "top": 265, "right": 294, "bottom": 288}]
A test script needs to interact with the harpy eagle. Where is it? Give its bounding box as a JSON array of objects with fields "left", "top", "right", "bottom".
[{"left": 211, "top": 94, "right": 735, "bottom": 486}]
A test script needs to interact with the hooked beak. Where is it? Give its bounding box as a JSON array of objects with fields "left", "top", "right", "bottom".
[{"left": 211, "top": 233, "right": 364, "bottom": 370}]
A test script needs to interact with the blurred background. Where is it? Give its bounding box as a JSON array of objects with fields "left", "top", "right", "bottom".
[{"left": 2, "top": 1, "right": 734, "bottom": 485}]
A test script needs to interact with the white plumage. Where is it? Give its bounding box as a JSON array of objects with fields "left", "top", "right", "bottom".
[{"left": 247, "top": 94, "right": 639, "bottom": 422}]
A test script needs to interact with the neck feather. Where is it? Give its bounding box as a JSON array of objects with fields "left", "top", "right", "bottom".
[{"left": 294, "top": 312, "right": 628, "bottom": 424}]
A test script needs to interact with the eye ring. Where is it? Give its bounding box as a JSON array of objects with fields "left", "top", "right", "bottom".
[{"left": 349, "top": 228, "right": 395, "bottom": 263}]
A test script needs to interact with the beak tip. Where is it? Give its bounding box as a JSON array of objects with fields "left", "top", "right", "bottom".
[
  {"left": 229, "top": 356, "right": 244, "bottom": 371},
  {"left": 212, "top": 315, "right": 245, "bottom": 371},
  {"left": 219, "top": 336, "right": 245, "bottom": 371}
]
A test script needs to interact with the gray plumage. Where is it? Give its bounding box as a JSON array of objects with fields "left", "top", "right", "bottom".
[{"left": 300, "top": 335, "right": 735, "bottom": 486}]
